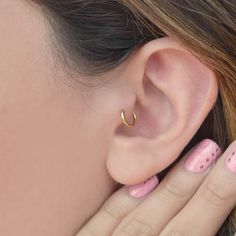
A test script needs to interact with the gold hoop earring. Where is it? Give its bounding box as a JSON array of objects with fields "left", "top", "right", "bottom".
[{"left": 121, "top": 110, "right": 137, "bottom": 128}]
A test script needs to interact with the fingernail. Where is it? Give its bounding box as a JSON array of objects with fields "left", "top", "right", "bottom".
[
  {"left": 184, "top": 139, "right": 221, "bottom": 173},
  {"left": 226, "top": 149, "right": 236, "bottom": 173},
  {"left": 128, "top": 175, "right": 159, "bottom": 198}
]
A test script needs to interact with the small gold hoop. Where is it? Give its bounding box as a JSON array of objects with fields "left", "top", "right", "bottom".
[{"left": 121, "top": 110, "right": 137, "bottom": 128}]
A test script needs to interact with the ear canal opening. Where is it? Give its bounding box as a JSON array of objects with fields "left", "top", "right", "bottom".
[{"left": 115, "top": 65, "right": 174, "bottom": 139}]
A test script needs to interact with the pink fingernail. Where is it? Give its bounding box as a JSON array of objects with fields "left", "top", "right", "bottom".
[
  {"left": 128, "top": 175, "right": 159, "bottom": 198},
  {"left": 184, "top": 139, "right": 221, "bottom": 173},
  {"left": 226, "top": 150, "right": 236, "bottom": 173}
]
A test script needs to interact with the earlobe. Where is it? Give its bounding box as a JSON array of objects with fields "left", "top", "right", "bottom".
[{"left": 106, "top": 37, "right": 219, "bottom": 185}]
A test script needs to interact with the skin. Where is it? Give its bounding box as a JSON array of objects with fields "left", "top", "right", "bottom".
[
  {"left": 0, "top": 1, "right": 118, "bottom": 235},
  {"left": 78, "top": 139, "right": 236, "bottom": 236},
  {"left": 0, "top": 0, "right": 232, "bottom": 235}
]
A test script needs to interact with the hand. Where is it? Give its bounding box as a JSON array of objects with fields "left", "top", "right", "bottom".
[{"left": 76, "top": 139, "right": 236, "bottom": 236}]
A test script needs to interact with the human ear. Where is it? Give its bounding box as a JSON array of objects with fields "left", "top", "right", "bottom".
[{"left": 106, "top": 37, "right": 219, "bottom": 185}]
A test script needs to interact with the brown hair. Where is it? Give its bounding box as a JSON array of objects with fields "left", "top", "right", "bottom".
[{"left": 30, "top": 0, "right": 236, "bottom": 235}]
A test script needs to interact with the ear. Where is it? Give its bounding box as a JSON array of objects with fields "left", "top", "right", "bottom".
[{"left": 106, "top": 37, "right": 219, "bottom": 185}]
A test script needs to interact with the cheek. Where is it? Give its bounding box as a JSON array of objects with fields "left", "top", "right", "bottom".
[
  {"left": 0, "top": 1, "right": 117, "bottom": 235},
  {"left": 0, "top": 82, "right": 117, "bottom": 236}
]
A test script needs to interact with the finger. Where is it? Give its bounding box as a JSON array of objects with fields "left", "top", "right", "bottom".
[
  {"left": 161, "top": 140, "right": 236, "bottom": 236},
  {"left": 76, "top": 180, "right": 158, "bottom": 236},
  {"left": 112, "top": 139, "right": 221, "bottom": 236}
]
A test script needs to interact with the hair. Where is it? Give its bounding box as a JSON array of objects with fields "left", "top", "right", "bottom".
[{"left": 30, "top": 0, "right": 236, "bottom": 235}]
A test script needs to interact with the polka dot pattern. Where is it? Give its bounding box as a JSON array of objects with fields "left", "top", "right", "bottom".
[
  {"left": 226, "top": 150, "right": 236, "bottom": 173},
  {"left": 184, "top": 139, "right": 221, "bottom": 173}
]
